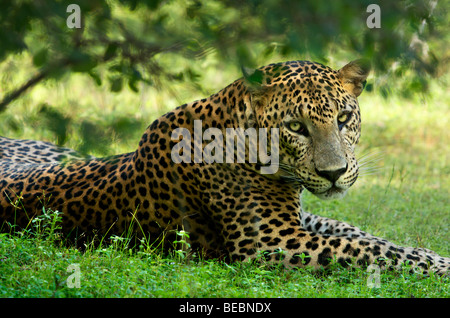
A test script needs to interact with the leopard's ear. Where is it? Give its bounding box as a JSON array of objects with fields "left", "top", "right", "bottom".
[
  {"left": 241, "top": 67, "right": 273, "bottom": 128},
  {"left": 242, "top": 67, "right": 273, "bottom": 108},
  {"left": 338, "top": 60, "right": 370, "bottom": 97},
  {"left": 242, "top": 66, "right": 265, "bottom": 88}
]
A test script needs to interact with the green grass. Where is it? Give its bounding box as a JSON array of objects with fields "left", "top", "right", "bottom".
[
  {"left": 1, "top": 228, "right": 448, "bottom": 298},
  {"left": 0, "top": 54, "right": 449, "bottom": 298}
]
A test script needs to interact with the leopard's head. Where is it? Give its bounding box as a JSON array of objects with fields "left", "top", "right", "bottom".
[{"left": 244, "top": 60, "right": 370, "bottom": 199}]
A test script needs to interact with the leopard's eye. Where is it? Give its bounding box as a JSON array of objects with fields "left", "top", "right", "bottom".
[
  {"left": 338, "top": 112, "right": 352, "bottom": 129},
  {"left": 338, "top": 113, "right": 348, "bottom": 123},
  {"left": 289, "top": 122, "right": 301, "bottom": 132},
  {"left": 288, "top": 121, "right": 309, "bottom": 137}
]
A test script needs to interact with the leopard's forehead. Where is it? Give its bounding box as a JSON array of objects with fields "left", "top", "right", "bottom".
[
  {"left": 261, "top": 61, "right": 358, "bottom": 122},
  {"left": 259, "top": 60, "right": 336, "bottom": 83}
]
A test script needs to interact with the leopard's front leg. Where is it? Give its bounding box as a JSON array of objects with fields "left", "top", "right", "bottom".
[
  {"left": 301, "top": 210, "right": 375, "bottom": 239},
  {"left": 223, "top": 213, "right": 449, "bottom": 275},
  {"left": 215, "top": 193, "right": 449, "bottom": 276},
  {"left": 301, "top": 210, "right": 439, "bottom": 255},
  {"left": 204, "top": 170, "right": 449, "bottom": 275}
]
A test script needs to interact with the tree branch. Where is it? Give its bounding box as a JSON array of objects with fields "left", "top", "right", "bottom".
[
  {"left": 0, "top": 69, "right": 49, "bottom": 113},
  {"left": 0, "top": 58, "right": 75, "bottom": 113}
]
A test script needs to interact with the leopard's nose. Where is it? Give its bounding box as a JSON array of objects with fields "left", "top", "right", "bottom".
[{"left": 315, "top": 164, "right": 348, "bottom": 183}]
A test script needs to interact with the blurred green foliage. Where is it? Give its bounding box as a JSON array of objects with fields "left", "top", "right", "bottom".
[
  {"left": 0, "top": 0, "right": 447, "bottom": 106},
  {"left": 0, "top": 0, "right": 448, "bottom": 153}
]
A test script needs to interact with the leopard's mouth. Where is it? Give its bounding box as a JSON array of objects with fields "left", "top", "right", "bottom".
[
  {"left": 309, "top": 184, "right": 348, "bottom": 200},
  {"left": 278, "top": 162, "right": 352, "bottom": 199}
]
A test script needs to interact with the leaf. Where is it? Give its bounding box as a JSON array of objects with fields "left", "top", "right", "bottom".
[
  {"left": 88, "top": 70, "right": 102, "bottom": 86},
  {"left": 242, "top": 67, "right": 264, "bottom": 86},
  {"left": 70, "top": 51, "right": 97, "bottom": 73},
  {"left": 128, "top": 78, "right": 139, "bottom": 92},
  {"left": 128, "top": 66, "right": 142, "bottom": 92},
  {"left": 38, "top": 104, "right": 71, "bottom": 146},
  {"left": 364, "top": 82, "right": 373, "bottom": 93},
  {"left": 33, "top": 48, "right": 48, "bottom": 67},
  {"left": 110, "top": 77, "right": 123, "bottom": 92},
  {"left": 79, "top": 120, "right": 110, "bottom": 155},
  {"left": 103, "top": 43, "right": 119, "bottom": 62}
]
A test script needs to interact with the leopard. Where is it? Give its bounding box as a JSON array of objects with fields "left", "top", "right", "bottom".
[
  {"left": 0, "top": 136, "right": 93, "bottom": 165},
  {"left": 1, "top": 60, "right": 448, "bottom": 275}
]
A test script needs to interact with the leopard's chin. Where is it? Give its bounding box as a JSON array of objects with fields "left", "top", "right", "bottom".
[{"left": 311, "top": 185, "right": 348, "bottom": 200}]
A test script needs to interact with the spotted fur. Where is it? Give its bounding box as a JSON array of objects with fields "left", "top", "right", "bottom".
[
  {"left": 0, "top": 60, "right": 448, "bottom": 275},
  {"left": 0, "top": 136, "right": 92, "bottom": 165}
]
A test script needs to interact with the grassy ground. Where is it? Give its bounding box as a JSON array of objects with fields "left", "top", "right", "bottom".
[
  {"left": 0, "top": 55, "right": 449, "bottom": 298},
  {"left": 1, "top": 231, "right": 448, "bottom": 298}
]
